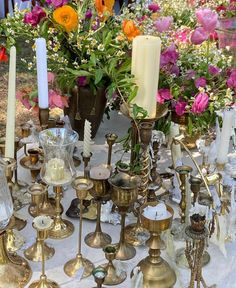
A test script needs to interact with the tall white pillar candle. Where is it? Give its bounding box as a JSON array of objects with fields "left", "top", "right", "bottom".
[
  {"left": 5, "top": 46, "right": 16, "bottom": 159},
  {"left": 83, "top": 120, "right": 91, "bottom": 157},
  {"left": 35, "top": 38, "right": 49, "bottom": 109},
  {"left": 131, "top": 36, "right": 161, "bottom": 119},
  {"left": 217, "top": 110, "right": 234, "bottom": 164}
]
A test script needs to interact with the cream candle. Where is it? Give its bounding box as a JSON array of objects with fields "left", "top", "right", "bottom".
[
  {"left": 33, "top": 215, "right": 53, "bottom": 230},
  {"left": 83, "top": 120, "right": 91, "bottom": 157},
  {"left": 90, "top": 166, "right": 111, "bottom": 180},
  {"left": 131, "top": 35, "right": 161, "bottom": 119},
  {"left": 5, "top": 46, "right": 16, "bottom": 159},
  {"left": 45, "top": 158, "right": 65, "bottom": 181},
  {"left": 217, "top": 110, "right": 235, "bottom": 164},
  {"left": 35, "top": 38, "right": 49, "bottom": 109},
  {"left": 143, "top": 203, "right": 171, "bottom": 220}
]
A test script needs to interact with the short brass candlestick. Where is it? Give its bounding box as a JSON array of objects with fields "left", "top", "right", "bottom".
[
  {"left": 85, "top": 168, "right": 112, "bottom": 249},
  {"left": 101, "top": 245, "right": 127, "bottom": 285},
  {"left": 109, "top": 172, "right": 139, "bottom": 260},
  {"left": 29, "top": 216, "right": 59, "bottom": 288},
  {"left": 49, "top": 186, "right": 74, "bottom": 239},
  {"left": 39, "top": 108, "right": 49, "bottom": 130},
  {"left": 64, "top": 177, "right": 94, "bottom": 278},
  {"left": 105, "top": 133, "right": 118, "bottom": 166},
  {"left": 20, "top": 148, "right": 42, "bottom": 182},
  {"left": 133, "top": 202, "right": 176, "bottom": 288},
  {"left": 189, "top": 176, "right": 202, "bottom": 205},
  {"left": 92, "top": 266, "right": 107, "bottom": 288}
]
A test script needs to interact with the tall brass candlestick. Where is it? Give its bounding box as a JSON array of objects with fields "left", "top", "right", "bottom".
[
  {"left": 105, "top": 133, "right": 118, "bottom": 166},
  {"left": 64, "top": 177, "right": 94, "bottom": 278}
]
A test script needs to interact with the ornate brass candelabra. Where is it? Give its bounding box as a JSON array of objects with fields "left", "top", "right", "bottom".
[
  {"left": 109, "top": 172, "right": 139, "bottom": 260},
  {"left": 133, "top": 202, "right": 176, "bottom": 288},
  {"left": 64, "top": 177, "right": 94, "bottom": 278}
]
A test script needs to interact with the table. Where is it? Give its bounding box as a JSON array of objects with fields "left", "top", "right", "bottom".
[{"left": 16, "top": 111, "right": 236, "bottom": 288}]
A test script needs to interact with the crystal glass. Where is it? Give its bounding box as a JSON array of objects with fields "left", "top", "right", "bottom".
[
  {"left": 39, "top": 128, "right": 78, "bottom": 186},
  {"left": 0, "top": 161, "right": 13, "bottom": 230}
]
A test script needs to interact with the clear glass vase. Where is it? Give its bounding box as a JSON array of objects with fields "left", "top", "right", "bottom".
[
  {"left": 39, "top": 128, "right": 78, "bottom": 186},
  {"left": 0, "top": 160, "right": 13, "bottom": 230}
]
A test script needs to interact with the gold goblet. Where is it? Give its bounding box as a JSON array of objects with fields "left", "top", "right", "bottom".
[
  {"left": 109, "top": 172, "right": 139, "bottom": 260},
  {"left": 64, "top": 177, "right": 94, "bottom": 279},
  {"left": 133, "top": 202, "right": 176, "bottom": 288}
]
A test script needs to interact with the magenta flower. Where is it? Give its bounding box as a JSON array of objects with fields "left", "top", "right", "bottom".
[
  {"left": 195, "top": 8, "right": 218, "bottom": 33},
  {"left": 186, "top": 69, "right": 196, "bottom": 80},
  {"left": 208, "top": 65, "right": 221, "bottom": 76},
  {"left": 190, "top": 27, "right": 208, "bottom": 45},
  {"left": 156, "top": 89, "right": 172, "bottom": 104},
  {"left": 191, "top": 92, "right": 209, "bottom": 114},
  {"left": 227, "top": 70, "right": 236, "bottom": 90},
  {"left": 160, "top": 44, "right": 179, "bottom": 67},
  {"left": 46, "top": 0, "right": 68, "bottom": 8},
  {"left": 77, "top": 76, "right": 88, "bottom": 87},
  {"left": 170, "top": 64, "right": 180, "bottom": 76},
  {"left": 155, "top": 16, "right": 173, "bottom": 33},
  {"left": 195, "top": 77, "right": 207, "bottom": 88},
  {"left": 148, "top": 3, "right": 160, "bottom": 12},
  {"left": 85, "top": 9, "right": 92, "bottom": 19},
  {"left": 24, "top": 6, "right": 46, "bottom": 27},
  {"left": 175, "top": 101, "right": 187, "bottom": 116},
  {"left": 49, "top": 89, "right": 69, "bottom": 109},
  {"left": 175, "top": 28, "right": 191, "bottom": 43}
]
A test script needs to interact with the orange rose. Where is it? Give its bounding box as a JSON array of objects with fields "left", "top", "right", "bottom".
[
  {"left": 122, "top": 20, "right": 141, "bottom": 41},
  {"left": 53, "top": 5, "right": 78, "bottom": 32},
  {"left": 95, "top": 0, "right": 115, "bottom": 20}
]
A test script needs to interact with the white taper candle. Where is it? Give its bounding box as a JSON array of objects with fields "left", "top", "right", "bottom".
[{"left": 83, "top": 120, "right": 91, "bottom": 157}]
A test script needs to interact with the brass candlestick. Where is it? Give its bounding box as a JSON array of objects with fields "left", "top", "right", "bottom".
[
  {"left": 101, "top": 245, "right": 127, "bottom": 285},
  {"left": 92, "top": 266, "right": 107, "bottom": 288},
  {"left": 109, "top": 172, "right": 139, "bottom": 260},
  {"left": 85, "top": 166, "right": 112, "bottom": 249},
  {"left": 0, "top": 228, "right": 32, "bottom": 287},
  {"left": 105, "top": 133, "right": 118, "bottom": 166},
  {"left": 49, "top": 186, "right": 74, "bottom": 239},
  {"left": 189, "top": 176, "right": 202, "bottom": 205},
  {"left": 39, "top": 108, "right": 49, "bottom": 130},
  {"left": 133, "top": 202, "right": 176, "bottom": 288},
  {"left": 29, "top": 216, "right": 59, "bottom": 288},
  {"left": 64, "top": 177, "right": 94, "bottom": 278},
  {"left": 20, "top": 148, "right": 42, "bottom": 182},
  {"left": 81, "top": 152, "right": 92, "bottom": 178}
]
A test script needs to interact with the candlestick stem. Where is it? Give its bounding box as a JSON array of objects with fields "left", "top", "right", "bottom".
[
  {"left": 39, "top": 108, "right": 49, "bottom": 130},
  {"left": 81, "top": 152, "right": 92, "bottom": 178},
  {"left": 78, "top": 199, "right": 83, "bottom": 255},
  {"left": 41, "top": 238, "right": 45, "bottom": 276},
  {"left": 130, "top": 120, "right": 139, "bottom": 165},
  {"left": 105, "top": 133, "right": 118, "bottom": 166}
]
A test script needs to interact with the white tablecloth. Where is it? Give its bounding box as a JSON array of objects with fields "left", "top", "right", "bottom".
[{"left": 16, "top": 112, "right": 236, "bottom": 288}]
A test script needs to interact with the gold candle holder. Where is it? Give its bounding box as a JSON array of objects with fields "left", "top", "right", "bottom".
[
  {"left": 81, "top": 152, "right": 92, "bottom": 178},
  {"left": 189, "top": 176, "right": 202, "bottom": 205},
  {"left": 20, "top": 148, "right": 42, "bottom": 182},
  {"left": 92, "top": 266, "right": 107, "bottom": 288},
  {"left": 64, "top": 177, "right": 94, "bottom": 278},
  {"left": 133, "top": 202, "right": 176, "bottom": 288},
  {"left": 20, "top": 122, "right": 32, "bottom": 138},
  {"left": 105, "top": 133, "right": 118, "bottom": 166},
  {"left": 0, "top": 219, "right": 32, "bottom": 287},
  {"left": 109, "top": 172, "right": 139, "bottom": 260},
  {"left": 101, "top": 245, "right": 126, "bottom": 285},
  {"left": 85, "top": 166, "right": 112, "bottom": 249},
  {"left": 48, "top": 186, "right": 74, "bottom": 239},
  {"left": 29, "top": 216, "right": 59, "bottom": 288},
  {"left": 39, "top": 108, "right": 49, "bottom": 130}
]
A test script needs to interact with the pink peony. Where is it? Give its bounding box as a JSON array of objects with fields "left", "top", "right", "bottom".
[
  {"left": 155, "top": 16, "right": 173, "bottom": 33},
  {"left": 175, "top": 101, "right": 187, "bottom": 116},
  {"left": 156, "top": 89, "right": 172, "bottom": 104},
  {"left": 23, "top": 6, "right": 46, "bottom": 27},
  {"left": 160, "top": 44, "right": 179, "bottom": 67},
  {"left": 48, "top": 72, "right": 55, "bottom": 84},
  {"left": 49, "top": 89, "right": 69, "bottom": 109},
  {"left": 195, "top": 77, "right": 207, "bottom": 88},
  {"left": 190, "top": 27, "right": 208, "bottom": 45},
  {"left": 195, "top": 8, "right": 218, "bottom": 33},
  {"left": 208, "top": 65, "right": 221, "bottom": 76},
  {"left": 191, "top": 92, "right": 209, "bottom": 114},
  {"left": 148, "top": 3, "right": 160, "bottom": 12}
]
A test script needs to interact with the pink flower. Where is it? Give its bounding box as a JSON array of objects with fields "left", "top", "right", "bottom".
[
  {"left": 186, "top": 69, "right": 196, "bottom": 80},
  {"left": 208, "top": 65, "right": 221, "bottom": 76},
  {"left": 46, "top": 0, "right": 68, "bottom": 8},
  {"left": 77, "top": 76, "right": 88, "bottom": 87},
  {"left": 160, "top": 44, "right": 179, "bottom": 67},
  {"left": 23, "top": 6, "right": 46, "bottom": 27},
  {"left": 195, "top": 77, "right": 207, "bottom": 88},
  {"left": 148, "top": 3, "right": 160, "bottom": 12},
  {"left": 175, "top": 28, "right": 191, "bottom": 43},
  {"left": 227, "top": 70, "right": 236, "bottom": 90},
  {"left": 155, "top": 16, "right": 173, "bottom": 33},
  {"left": 49, "top": 89, "right": 69, "bottom": 109},
  {"left": 48, "top": 72, "right": 55, "bottom": 84},
  {"left": 191, "top": 92, "right": 209, "bottom": 114},
  {"left": 195, "top": 8, "right": 218, "bottom": 33},
  {"left": 190, "top": 27, "right": 208, "bottom": 45},
  {"left": 156, "top": 89, "right": 172, "bottom": 104},
  {"left": 175, "top": 101, "right": 187, "bottom": 116}
]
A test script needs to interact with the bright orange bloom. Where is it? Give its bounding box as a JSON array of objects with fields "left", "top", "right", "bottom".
[
  {"left": 122, "top": 20, "right": 141, "bottom": 41},
  {"left": 95, "top": 0, "right": 115, "bottom": 19},
  {"left": 53, "top": 5, "right": 78, "bottom": 32}
]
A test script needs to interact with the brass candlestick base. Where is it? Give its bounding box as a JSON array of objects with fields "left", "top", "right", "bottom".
[
  {"left": 24, "top": 240, "right": 55, "bottom": 262},
  {"left": 85, "top": 230, "right": 111, "bottom": 249},
  {"left": 0, "top": 231, "right": 32, "bottom": 287},
  {"left": 133, "top": 202, "right": 176, "bottom": 288},
  {"left": 101, "top": 245, "right": 127, "bottom": 285},
  {"left": 12, "top": 214, "right": 27, "bottom": 231},
  {"left": 175, "top": 247, "right": 210, "bottom": 268},
  {"left": 29, "top": 275, "right": 59, "bottom": 288},
  {"left": 124, "top": 222, "right": 149, "bottom": 247},
  {"left": 64, "top": 177, "right": 94, "bottom": 279},
  {"left": 49, "top": 186, "right": 74, "bottom": 239},
  {"left": 6, "top": 228, "right": 25, "bottom": 253}
]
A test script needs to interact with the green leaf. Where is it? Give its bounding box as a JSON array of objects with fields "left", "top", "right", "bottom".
[
  {"left": 128, "top": 86, "right": 138, "bottom": 103},
  {"left": 95, "top": 69, "right": 103, "bottom": 85},
  {"left": 90, "top": 53, "right": 96, "bottom": 66},
  {"left": 66, "top": 68, "right": 92, "bottom": 77}
]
